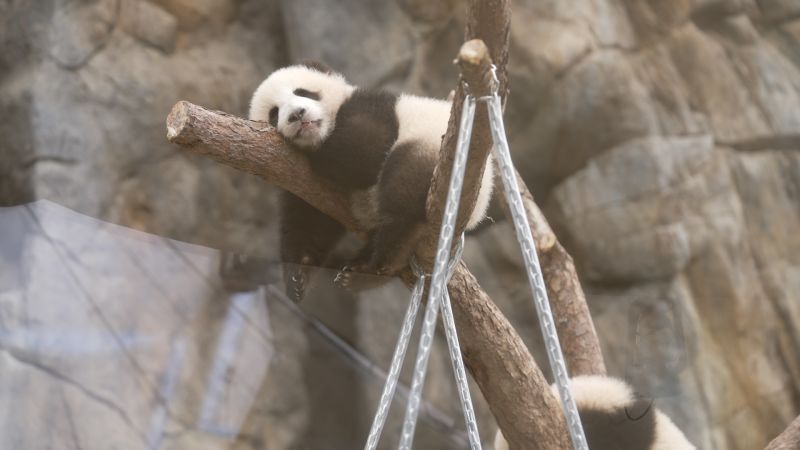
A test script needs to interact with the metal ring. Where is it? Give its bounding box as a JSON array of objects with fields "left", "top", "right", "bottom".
[
  {"left": 409, "top": 254, "right": 426, "bottom": 279},
  {"left": 488, "top": 64, "right": 499, "bottom": 89},
  {"left": 462, "top": 64, "right": 499, "bottom": 98},
  {"left": 445, "top": 233, "right": 465, "bottom": 281}
]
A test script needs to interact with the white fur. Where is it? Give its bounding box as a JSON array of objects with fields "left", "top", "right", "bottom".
[
  {"left": 394, "top": 94, "right": 450, "bottom": 148},
  {"left": 395, "top": 94, "right": 494, "bottom": 230},
  {"left": 493, "top": 376, "right": 695, "bottom": 450},
  {"left": 470, "top": 155, "right": 495, "bottom": 230},
  {"left": 554, "top": 375, "right": 635, "bottom": 412},
  {"left": 652, "top": 410, "right": 696, "bottom": 450},
  {"left": 351, "top": 186, "right": 381, "bottom": 229},
  {"left": 249, "top": 66, "right": 355, "bottom": 148},
  {"left": 494, "top": 428, "right": 509, "bottom": 450}
]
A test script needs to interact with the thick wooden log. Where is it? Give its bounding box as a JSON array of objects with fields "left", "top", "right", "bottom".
[
  {"left": 765, "top": 415, "right": 800, "bottom": 450},
  {"left": 167, "top": 101, "right": 358, "bottom": 232},
  {"left": 499, "top": 176, "right": 606, "bottom": 377}
]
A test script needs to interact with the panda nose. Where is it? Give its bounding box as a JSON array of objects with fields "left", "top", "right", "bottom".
[{"left": 288, "top": 108, "right": 306, "bottom": 123}]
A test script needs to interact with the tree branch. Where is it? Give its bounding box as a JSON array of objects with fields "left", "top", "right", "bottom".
[
  {"left": 765, "top": 415, "right": 800, "bottom": 450},
  {"left": 463, "top": 0, "right": 605, "bottom": 378},
  {"left": 423, "top": 38, "right": 494, "bottom": 249},
  {"left": 499, "top": 173, "right": 607, "bottom": 377},
  {"left": 419, "top": 38, "right": 571, "bottom": 449},
  {"left": 450, "top": 0, "right": 606, "bottom": 431},
  {"left": 166, "top": 101, "right": 359, "bottom": 233}
]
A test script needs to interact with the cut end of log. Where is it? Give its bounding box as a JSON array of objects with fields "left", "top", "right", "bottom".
[
  {"left": 166, "top": 125, "right": 179, "bottom": 140},
  {"left": 166, "top": 101, "right": 195, "bottom": 144},
  {"left": 457, "top": 39, "right": 489, "bottom": 66},
  {"left": 455, "top": 39, "right": 493, "bottom": 97},
  {"left": 539, "top": 233, "right": 557, "bottom": 252}
]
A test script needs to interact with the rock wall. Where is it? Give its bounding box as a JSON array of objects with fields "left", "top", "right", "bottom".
[
  {"left": 1, "top": 0, "right": 799, "bottom": 449},
  {"left": 512, "top": 1, "right": 800, "bottom": 448}
]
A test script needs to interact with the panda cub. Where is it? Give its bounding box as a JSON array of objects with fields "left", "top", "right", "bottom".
[
  {"left": 494, "top": 376, "right": 696, "bottom": 450},
  {"left": 249, "top": 62, "right": 494, "bottom": 301}
]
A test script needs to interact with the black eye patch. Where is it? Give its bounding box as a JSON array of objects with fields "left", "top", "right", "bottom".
[
  {"left": 293, "top": 88, "right": 320, "bottom": 101},
  {"left": 268, "top": 107, "right": 278, "bottom": 127}
]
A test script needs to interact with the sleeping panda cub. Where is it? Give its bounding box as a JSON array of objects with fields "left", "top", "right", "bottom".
[
  {"left": 494, "top": 376, "right": 696, "bottom": 450},
  {"left": 249, "top": 62, "right": 494, "bottom": 301}
]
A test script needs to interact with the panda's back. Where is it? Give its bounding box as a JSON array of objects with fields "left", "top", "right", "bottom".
[
  {"left": 393, "top": 93, "right": 494, "bottom": 230},
  {"left": 394, "top": 94, "right": 451, "bottom": 154}
]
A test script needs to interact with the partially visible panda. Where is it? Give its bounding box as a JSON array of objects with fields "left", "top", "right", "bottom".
[
  {"left": 249, "top": 62, "right": 494, "bottom": 301},
  {"left": 494, "top": 376, "right": 696, "bottom": 450}
]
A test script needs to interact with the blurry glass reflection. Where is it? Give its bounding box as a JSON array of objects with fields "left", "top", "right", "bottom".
[{"left": 0, "top": 200, "right": 468, "bottom": 449}]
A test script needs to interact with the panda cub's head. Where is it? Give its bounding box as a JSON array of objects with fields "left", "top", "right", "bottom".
[{"left": 249, "top": 61, "right": 355, "bottom": 149}]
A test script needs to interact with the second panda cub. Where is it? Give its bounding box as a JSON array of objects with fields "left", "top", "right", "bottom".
[{"left": 249, "top": 62, "right": 494, "bottom": 301}]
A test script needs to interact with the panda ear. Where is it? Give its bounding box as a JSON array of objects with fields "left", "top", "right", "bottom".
[
  {"left": 300, "top": 60, "right": 334, "bottom": 75},
  {"left": 625, "top": 398, "right": 654, "bottom": 421}
]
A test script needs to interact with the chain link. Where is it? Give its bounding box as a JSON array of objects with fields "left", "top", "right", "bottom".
[
  {"left": 363, "top": 262, "right": 426, "bottom": 450},
  {"left": 439, "top": 279, "right": 482, "bottom": 448},
  {"left": 364, "top": 63, "right": 587, "bottom": 450},
  {"left": 399, "top": 96, "right": 482, "bottom": 450},
  {"left": 485, "top": 88, "right": 588, "bottom": 450}
]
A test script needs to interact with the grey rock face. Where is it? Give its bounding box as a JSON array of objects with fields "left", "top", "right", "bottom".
[
  {"left": 119, "top": 0, "right": 178, "bottom": 53},
  {"left": 549, "top": 135, "right": 713, "bottom": 282},
  {"left": 510, "top": 50, "right": 662, "bottom": 194},
  {"left": 0, "top": 201, "right": 308, "bottom": 450},
  {"left": 280, "top": 0, "right": 415, "bottom": 88},
  {"left": 668, "top": 24, "right": 772, "bottom": 142},
  {"left": 48, "top": 0, "right": 117, "bottom": 70},
  {"left": 1, "top": 0, "right": 799, "bottom": 449},
  {"left": 758, "top": 0, "right": 800, "bottom": 23}
]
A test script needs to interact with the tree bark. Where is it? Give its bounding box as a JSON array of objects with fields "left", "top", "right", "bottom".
[
  {"left": 414, "top": 1, "right": 570, "bottom": 443},
  {"left": 423, "top": 0, "right": 511, "bottom": 241},
  {"left": 167, "top": 102, "right": 359, "bottom": 234},
  {"left": 499, "top": 174, "right": 607, "bottom": 377},
  {"left": 447, "top": 264, "right": 571, "bottom": 449},
  {"left": 540, "top": 241, "right": 606, "bottom": 376},
  {"left": 765, "top": 415, "right": 800, "bottom": 450},
  {"left": 464, "top": 0, "right": 605, "bottom": 379}
]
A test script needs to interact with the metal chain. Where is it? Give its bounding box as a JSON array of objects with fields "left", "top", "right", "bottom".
[
  {"left": 399, "top": 96, "right": 482, "bottom": 450},
  {"left": 366, "top": 64, "right": 589, "bottom": 450},
  {"left": 483, "top": 79, "right": 588, "bottom": 450},
  {"left": 439, "top": 279, "right": 482, "bottom": 448},
  {"left": 363, "top": 260, "right": 427, "bottom": 450}
]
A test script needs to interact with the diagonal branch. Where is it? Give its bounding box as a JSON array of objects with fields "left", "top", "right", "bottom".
[
  {"left": 423, "top": 39, "right": 495, "bottom": 249},
  {"left": 419, "top": 38, "right": 571, "bottom": 450},
  {"left": 499, "top": 172, "right": 607, "bottom": 377},
  {"left": 166, "top": 102, "right": 359, "bottom": 233},
  {"left": 765, "top": 415, "right": 800, "bottom": 450},
  {"left": 421, "top": 0, "right": 604, "bottom": 444}
]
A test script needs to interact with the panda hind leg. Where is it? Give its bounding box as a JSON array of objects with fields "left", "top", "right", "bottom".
[
  {"left": 280, "top": 191, "right": 345, "bottom": 302},
  {"left": 371, "top": 141, "right": 435, "bottom": 274},
  {"left": 333, "top": 217, "right": 424, "bottom": 291},
  {"left": 335, "top": 141, "right": 434, "bottom": 290},
  {"left": 367, "top": 218, "right": 425, "bottom": 275}
]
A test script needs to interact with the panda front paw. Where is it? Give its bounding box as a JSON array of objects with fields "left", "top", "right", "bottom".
[
  {"left": 334, "top": 263, "right": 394, "bottom": 293},
  {"left": 333, "top": 264, "right": 378, "bottom": 290},
  {"left": 289, "top": 272, "right": 305, "bottom": 301},
  {"left": 283, "top": 264, "right": 311, "bottom": 303},
  {"left": 333, "top": 265, "right": 354, "bottom": 290}
]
